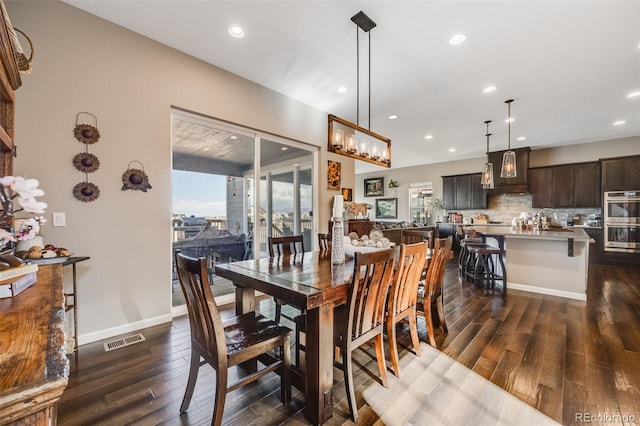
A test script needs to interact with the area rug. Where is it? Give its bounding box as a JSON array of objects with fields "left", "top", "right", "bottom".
[{"left": 362, "top": 343, "right": 560, "bottom": 426}]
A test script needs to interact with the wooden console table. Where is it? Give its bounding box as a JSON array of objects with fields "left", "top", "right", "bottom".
[
  {"left": 63, "top": 256, "right": 90, "bottom": 366},
  {"left": 0, "top": 264, "right": 69, "bottom": 425}
]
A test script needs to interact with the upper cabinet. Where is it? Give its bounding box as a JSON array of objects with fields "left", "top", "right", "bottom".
[
  {"left": 0, "top": 0, "right": 22, "bottom": 176},
  {"left": 530, "top": 161, "right": 601, "bottom": 208},
  {"left": 601, "top": 156, "right": 640, "bottom": 192},
  {"left": 487, "top": 147, "right": 531, "bottom": 195},
  {"left": 442, "top": 173, "right": 487, "bottom": 210}
]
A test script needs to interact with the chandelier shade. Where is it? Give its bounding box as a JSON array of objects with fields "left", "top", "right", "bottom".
[{"left": 500, "top": 99, "right": 517, "bottom": 178}]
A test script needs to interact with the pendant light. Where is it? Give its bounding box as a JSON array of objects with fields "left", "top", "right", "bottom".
[
  {"left": 481, "top": 120, "right": 494, "bottom": 189},
  {"left": 500, "top": 99, "right": 517, "bottom": 178}
]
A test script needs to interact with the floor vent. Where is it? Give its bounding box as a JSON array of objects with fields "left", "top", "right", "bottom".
[{"left": 103, "top": 333, "right": 145, "bottom": 352}]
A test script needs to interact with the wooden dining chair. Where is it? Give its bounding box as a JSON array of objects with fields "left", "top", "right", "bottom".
[
  {"left": 401, "top": 228, "right": 434, "bottom": 281},
  {"left": 175, "top": 252, "right": 292, "bottom": 426},
  {"left": 334, "top": 248, "right": 396, "bottom": 422},
  {"left": 401, "top": 228, "right": 434, "bottom": 249},
  {"left": 416, "top": 237, "right": 453, "bottom": 347},
  {"left": 386, "top": 241, "right": 428, "bottom": 377},
  {"left": 317, "top": 232, "right": 332, "bottom": 251},
  {"left": 268, "top": 235, "right": 305, "bottom": 324}
]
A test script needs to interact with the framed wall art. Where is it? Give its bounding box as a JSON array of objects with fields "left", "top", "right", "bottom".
[
  {"left": 342, "top": 187, "right": 353, "bottom": 202},
  {"left": 327, "top": 160, "right": 341, "bottom": 190},
  {"left": 375, "top": 198, "right": 397, "bottom": 219},
  {"left": 364, "top": 177, "right": 384, "bottom": 197}
]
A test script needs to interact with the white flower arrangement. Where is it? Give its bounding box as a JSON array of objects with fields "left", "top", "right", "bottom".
[{"left": 0, "top": 176, "right": 47, "bottom": 248}]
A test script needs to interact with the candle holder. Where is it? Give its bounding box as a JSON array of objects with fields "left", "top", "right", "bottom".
[{"left": 331, "top": 217, "right": 345, "bottom": 264}]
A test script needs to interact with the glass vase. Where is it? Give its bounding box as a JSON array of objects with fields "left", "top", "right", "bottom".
[{"left": 331, "top": 218, "right": 345, "bottom": 264}]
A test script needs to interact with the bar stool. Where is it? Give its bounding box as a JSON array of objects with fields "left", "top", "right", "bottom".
[
  {"left": 467, "top": 245, "right": 507, "bottom": 293},
  {"left": 455, "top": 226, "right": 486, "bottom": 282}
]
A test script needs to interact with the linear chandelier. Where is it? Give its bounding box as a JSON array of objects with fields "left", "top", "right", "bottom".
[{"left": 328, "top": 11, "right": 391, "bottom": 168}]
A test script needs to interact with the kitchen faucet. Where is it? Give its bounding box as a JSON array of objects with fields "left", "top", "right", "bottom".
[{"left": 536, "top": 207, "right": 558, "bottom": 229}]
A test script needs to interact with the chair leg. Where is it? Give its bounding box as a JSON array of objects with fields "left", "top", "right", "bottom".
[
  {"left": 280, "top": 334, "right": 292, "bottom": 405},
  {"left": 212, "top": 364, "right": 228, "bottom": 426},
  {"left": 387, "top": 316, "right": 401, "bottom": 378},
  {"left": 274, "top": 297, "right": 282, "bottom": 323},
  {"left": 408, "top": 312, "right": 422, "bottom": 357},
  {"left": 342, "top": 344, "right": 358, "bottom": 423},
  {"left": 424, "top": 301, "right": 437, "bottom": 347},
  {"left": 436, "top": 294, "right": 448, "bottom": 333},
  {"left": 180, "top": 350, "right": 201, "bottom": 413},
  {"left": 374, "top": 334, "right": 388, "bottom": 388}
]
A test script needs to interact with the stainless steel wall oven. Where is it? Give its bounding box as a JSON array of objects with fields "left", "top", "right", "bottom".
[{"left": 604, "top": 191, "right": 640, "bottom": 253}]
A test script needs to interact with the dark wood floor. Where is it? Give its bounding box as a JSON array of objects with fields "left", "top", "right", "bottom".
[{"left": 58, "top": 262, "right": 640, "bottom": 425}]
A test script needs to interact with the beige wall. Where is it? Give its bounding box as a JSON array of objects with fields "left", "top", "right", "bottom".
[
  {"left": 356, "top": 136, "right": 640, "bottom": 222},
  {"left": 7, "top": 1, "right": 353, "bottom": 343}
]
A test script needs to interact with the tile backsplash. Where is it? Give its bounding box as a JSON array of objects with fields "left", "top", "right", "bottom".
[{"left": 444, "top": 194, "right": 602, "bottom": 225}]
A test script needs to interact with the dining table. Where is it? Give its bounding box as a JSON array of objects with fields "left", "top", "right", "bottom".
[
  {"left": 215, "top": 251, "right": 354, "bottom": 425},
  {"left": 214, "top": 245, "right": 433, "bottom": 424}
]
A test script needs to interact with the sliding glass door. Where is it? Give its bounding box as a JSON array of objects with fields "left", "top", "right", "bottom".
[{"left": 171, "top": 110, "right": 317, "bottom": 309}]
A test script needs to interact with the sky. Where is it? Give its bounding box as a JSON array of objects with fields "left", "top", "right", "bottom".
[
  {"left": 172, "top": 170, "right": 312, "bottom": 217},
  {"left": 172, "top": 170, "right": 227, "bottom": 217}
]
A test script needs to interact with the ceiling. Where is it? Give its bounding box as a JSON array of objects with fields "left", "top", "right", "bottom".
[{"left": 64, "top": 1, "right": 640, "bottom": 174}]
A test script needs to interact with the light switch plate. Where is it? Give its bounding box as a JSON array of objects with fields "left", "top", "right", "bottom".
[{"left": 53, "top": 212, "right": 66, "bottom": 227}]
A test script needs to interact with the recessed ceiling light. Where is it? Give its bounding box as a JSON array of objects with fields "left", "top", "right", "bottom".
[
  {"left": 281, "top": 146, "right": 288, "bottom": 151},
  {"left": 613, "top": 120, "right": 627, "bottom": 126},
  {"left": 449, "top": 34, "right": 466, "bottom": 45},
  {"left": 228, "top": 26, "right": 245, "bottom": 38},
  {"left": 517, "top": 136, "right": 527, "bottom": 141},
  {"left": 337, "top": 86, "right": 348, "bottom": 94},
  {"left": 627, "top": 91, "right": 640, "bottom": 98},
  {"left": 505, "top": 118, "right": 515, "bottom": 123},
  {"left": 424, "top": 134, "right": 434, "bottom": 140},
  {"left": 388, "top": 114, "right": 398, "bottom": 120},
  {"left": 229, "top": 135, "right": 238, "bottom": 140},
  {"left": 448, "top": 147, "right": 456, "bottom": 152},
  {"left": 483, "top": 86, "right": 496, "bottom": 93}
]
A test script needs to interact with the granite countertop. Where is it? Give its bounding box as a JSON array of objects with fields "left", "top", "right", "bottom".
[{"left": 470, "top": 225, "right": 591, "bottom": 241}]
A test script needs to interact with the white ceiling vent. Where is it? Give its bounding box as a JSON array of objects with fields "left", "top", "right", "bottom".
[{"left": 103, "top": 333, "right": 145, "bottom": 352}]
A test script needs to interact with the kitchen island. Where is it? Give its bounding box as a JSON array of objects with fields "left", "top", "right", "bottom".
[{"left": 470, "top": 225, "right": 591, "bottom": 300}]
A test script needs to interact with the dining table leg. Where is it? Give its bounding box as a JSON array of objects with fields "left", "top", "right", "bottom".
[
  {"left": 235, "top": 284, "right": 255, "bottom": 315},
  {"left": 304, "top": 302, "right": 334, "bottom": 425}
]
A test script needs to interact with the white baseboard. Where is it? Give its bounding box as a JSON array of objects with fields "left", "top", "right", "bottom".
[
  {"left": 508, "top": 282, "right": 587, "bottom": 301},
  {"left": 78, "top": 313, "right": 173, "bottom": 346}
]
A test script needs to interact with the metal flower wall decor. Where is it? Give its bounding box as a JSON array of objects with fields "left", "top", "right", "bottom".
[
  {"left": 121, "top": 161, "right": 152, "bottom": 192},
  {"left": 72, "top": 112, "right": 101, "bottom": 202}
]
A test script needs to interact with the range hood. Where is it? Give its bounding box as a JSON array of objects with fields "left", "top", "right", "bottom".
[{"left": 487, "top": 147, "right": 531, "bottom": 195}]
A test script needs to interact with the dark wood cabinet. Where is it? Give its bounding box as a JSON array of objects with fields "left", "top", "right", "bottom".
[
  {"left": 529, "top": 167, "right": 552, "bottom": 208},
  {"left": 436, "top": 223, "right": 461, "bottom": 252},
  {"left": 530, "top": 161, "right": 601, "bottom": 208},
  {"left": 574, "top": 162, "right": 601, "bottom": 207},
  {"left": 552, "top": 164, "right": 575, "bottom": 208},
  {"left": 487, "top": 147, "right": 531, "bottom": 194},
  {"left": 442, "top": 176, "right": 456, "bottom": 210},
  {"left": 602, "top": 156, "right": 640, "bottom": 191},
  {"left": 455, "top": 175, "right": 472, "bottom": 210},
  {"left": 442, "top": 173, "right": 487, "bottom": 210},
  {"left": 583, "top": 227, "right": 604, "bottom": 265}
]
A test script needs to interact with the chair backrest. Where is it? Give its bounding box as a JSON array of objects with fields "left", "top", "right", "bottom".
[
  {"left": 389, "top": 242, "right": 428, "bottom": 316},
  {"left": 175, "top": 251, "right": 226, "bottom": 365},
  {"left": 401, "top": 229, "right": 434, "bottom": 249},
  {"left": 318, "top": 233, "right": 332, "bottom": 251},
  {"left": 268, "top": 235, "right": 304, "bottom": 257},
  {"left": 425, "top": 237, "right": 453, "bottom": 298},
  {"left": 347, "top": 248, "right": 396, "bottom": 341}
]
